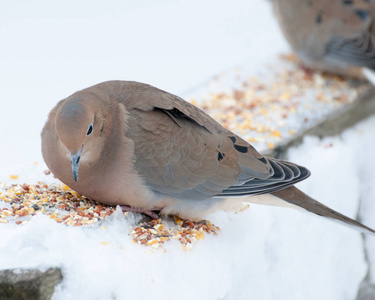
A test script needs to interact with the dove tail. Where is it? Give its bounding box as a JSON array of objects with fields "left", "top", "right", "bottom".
[{"left": 272, "top": 186, "right": 375, "bottom": 236}]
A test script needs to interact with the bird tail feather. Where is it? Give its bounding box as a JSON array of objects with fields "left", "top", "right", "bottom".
[
  {"left": 272, "top": 186, "right": 375, "bottom": 236},
  {"left": 362, "top": 67, "right": 375, "bottom": 86}
]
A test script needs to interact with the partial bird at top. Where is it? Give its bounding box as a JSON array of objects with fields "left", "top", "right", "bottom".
[
  {"left": 41, "top": 81, "right": 375, "bottom": 235},
  {"left": 270, "top": 0, "right": 375, "bottom": 84}
]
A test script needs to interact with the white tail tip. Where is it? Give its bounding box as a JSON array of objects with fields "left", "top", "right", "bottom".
[{"left": 362, "top": 68, "right": 375, "bottom": 85}]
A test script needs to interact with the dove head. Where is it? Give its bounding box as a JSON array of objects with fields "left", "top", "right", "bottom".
[{"left": 55, "top": 96, "right": 107, "bottom": 182}]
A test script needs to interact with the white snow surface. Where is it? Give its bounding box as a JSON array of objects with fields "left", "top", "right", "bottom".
[{"left": 1, "top": 0, "right": 374, "bottom": 299}]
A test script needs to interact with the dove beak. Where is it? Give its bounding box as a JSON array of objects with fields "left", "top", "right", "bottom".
[{"left": 69, "top": 146, "right": 83, "bottom": 182}]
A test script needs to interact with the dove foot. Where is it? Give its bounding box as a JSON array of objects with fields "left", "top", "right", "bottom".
[
  {"left": 120, "top": 205, "right": 161, "bottom": 219},
  {"left": 298, "top": 63, "right": 314, "bottom": 76}
]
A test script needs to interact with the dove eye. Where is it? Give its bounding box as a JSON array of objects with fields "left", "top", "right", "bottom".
[{"left": 86, "top": 124, "right": 93, "bottom": 136}]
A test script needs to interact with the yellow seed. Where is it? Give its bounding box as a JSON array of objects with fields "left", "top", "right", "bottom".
[
  {"left": 3, "top": 210, "right": 12, "bottom": 216},
  {"left": 0, "top": 196, "right": 9, "bottom": 202},
  {"left": 268, "top": 142, "right": 275, "bottom": 149},
  {"left": 146, "top": 239, "right": 159, "bottom": 245},
  {"left": 280, "top": 93, "right": 291, "bottom": 101},
  {"left": 270, "top": 129, "right": 282, "bottom": 138},
  {"left": 260, "top": 108, "right": 268, "bottom": 116},
  {"left": 174, "top": 216, "right": 183, "bottom": 225},
  {"left": 101, "top": 241, "right": 110, "bottom": 245},
  {"left": 155, "top": 224, "right": 164, "bottom": 231},
  {"left": 239, "top": 204, "right": 250, "bottom": 212},
  {"left": 9, "top": 175, "right": 19, "bottom": 180},
  {"left": 0, "top": 219, "right": 9, "bottom": 223}
]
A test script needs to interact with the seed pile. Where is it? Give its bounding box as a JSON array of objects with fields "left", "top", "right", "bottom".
[
  {"left": 131, "top": 217, "right": 220, "bottom": 250},
  {"left": 0, "top": 182, "right": 115, "bottom": 226},
  {"left": 0, "top": 181, "right": 221, "bottom": 248}
]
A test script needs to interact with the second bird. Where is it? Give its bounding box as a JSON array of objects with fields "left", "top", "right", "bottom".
[{"left": 270, "top": 0, "right": 375, "bottom": 82}]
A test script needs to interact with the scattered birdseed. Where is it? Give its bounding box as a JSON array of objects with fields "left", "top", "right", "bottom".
[
  {"left": 187, "top": 53, "right": 369, "bottom": 152},
  {"left": 130, "top": 217, "right": 220, "bottom": 250},
  {"left": 0, "top": 180, "right": 221, "bottom": 249},
  {"left": 0, "top": 182, "right": 115, "bottom": 226}
]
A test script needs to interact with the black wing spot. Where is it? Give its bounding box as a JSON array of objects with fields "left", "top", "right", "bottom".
[
  {"left": 315, "top": 11, "right": 323, "bottom": 24},
  {"left": 228, "top": 136, "right": 236, "bottom": 143},
  {"left": 234, "top": 144, "right": 248, "bottom": 153},
  {"left": 217, "top": 151, "right": 225, "bottom": 161},
  {"left": 157, "top": 107, "right": 210, "bottom": 131},
  {"left": 342, "top": 0, "right": 353, "bottom": 5},
  {"left": 355, "top": 10, "right": 368, "bottom": 20},
  {"left": 259, "top": 157, "right": 267, "bottom": 164}
]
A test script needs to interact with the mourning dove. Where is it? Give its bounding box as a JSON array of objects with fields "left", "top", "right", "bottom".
[
  {"left": 41, "top": 81, "right": 375, "bottom": 234},
  {"left": 270, "top": 0, "right": 375, "bottom": 83}
]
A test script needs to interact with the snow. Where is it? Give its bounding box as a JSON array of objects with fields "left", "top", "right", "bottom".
[
  {"left": 0, "top": 0, "right": 374, "bottom": 299},
  {"left": 0, "top": 0, "right": 284, "bottom": 165}
]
